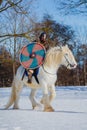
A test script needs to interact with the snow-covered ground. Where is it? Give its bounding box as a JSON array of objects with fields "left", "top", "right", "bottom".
[{"left": 0, "top": 86, "right": 87, "bottom": 130}]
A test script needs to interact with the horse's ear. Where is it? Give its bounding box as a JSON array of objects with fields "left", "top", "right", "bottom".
[{"left": 59, "top": 45, "right": 62, "bottom": 50}]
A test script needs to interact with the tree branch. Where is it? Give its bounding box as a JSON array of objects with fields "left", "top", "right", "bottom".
[
  {"left": 55, "top": 0, "right": 87, "bottom": 15},
  {"left": 0, "top": 32, "right": 29, "bottom": 38},
  {"left": 0, "top": 0, "right": 23, "bottom": 13}
]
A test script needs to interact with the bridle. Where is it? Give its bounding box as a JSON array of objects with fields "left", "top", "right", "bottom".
[{"left": 64, "top": 55, "right": 73, "bottom": 68}]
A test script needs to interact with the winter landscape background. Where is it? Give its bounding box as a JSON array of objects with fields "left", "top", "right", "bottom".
[
  {"left": 0, "top": 1, "right": 87, "bottom": 130},
  {"left": 0, "top": 86, "right": 87, "bottom": 130}
]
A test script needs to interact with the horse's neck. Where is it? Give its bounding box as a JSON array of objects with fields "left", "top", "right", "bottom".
[{"left": 43, "top": 64, "right": 60, "bottom": 74}]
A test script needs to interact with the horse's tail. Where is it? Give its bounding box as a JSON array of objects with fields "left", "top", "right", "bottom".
[{"left": 5, "top": 76, "right": 17, "bottom": 109}]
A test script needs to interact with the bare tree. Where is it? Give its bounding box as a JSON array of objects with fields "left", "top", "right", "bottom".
[
  {"left": 0, "top": 0, "right": 37, "bottom": 45},
  {"left": 55, "top": 0, "right": 87, "bottom": 15},
  {"left": 0, "top": 0, "right": 37, "bottom": 76},
  {"left": 0, "top": 0, "right": 28, "bottom": 13},
  {"left": 75, "top": 26, "right": 87, "bottom": 86}
]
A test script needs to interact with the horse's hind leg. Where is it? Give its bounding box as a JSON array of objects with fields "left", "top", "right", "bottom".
[
  {"left": 13, "top": 82, "right": 23, "bottom": 109},
  {"left": 29, "top": 89, "right": 41, "bottom": 109},
  {"left": 5, "top": 79, "right": 17, "bottom": 109},
  {"left": 5, "top": 77, "right": 23, "bottom": 109}
]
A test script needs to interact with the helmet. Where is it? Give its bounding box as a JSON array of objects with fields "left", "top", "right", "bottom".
[
  {"left": 39, "top": 32, "right": 46, "bottom": 39},
  {"left": 39, "top": 32, "right": 46, "bottom": 43}
]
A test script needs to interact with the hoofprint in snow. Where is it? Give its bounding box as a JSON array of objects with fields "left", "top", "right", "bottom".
[{"left": 0, "top": 86, "right": 87, "bottom": 130}]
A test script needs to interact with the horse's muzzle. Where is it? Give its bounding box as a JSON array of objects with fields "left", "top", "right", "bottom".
[{"left": 70, "top": 63, "right": 77, "bottom": 69}]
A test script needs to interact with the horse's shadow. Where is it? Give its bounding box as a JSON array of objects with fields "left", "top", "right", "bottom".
[
  {"left": 0, "top": 108, "right": 33, "bottom": 111},
  {"left": 0, "top": 107, "right": 87, "bottom": 114},
  {"left": 55, "top": 110, "right": 87, "bottom": 114}
]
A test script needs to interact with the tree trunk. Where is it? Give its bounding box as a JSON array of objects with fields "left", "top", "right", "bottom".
[
  {"left": 84, "top": 60, "right": 87, "bottom": 86},
  {"left": 13, "top": 36, "right": 16, "bottom": 77}
]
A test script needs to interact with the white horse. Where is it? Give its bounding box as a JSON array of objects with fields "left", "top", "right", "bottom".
[{"left": 5, "top": 45, "right": 77, "bottom": 112}]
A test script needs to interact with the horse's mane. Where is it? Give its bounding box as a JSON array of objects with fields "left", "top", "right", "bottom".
[
  {"left": 46, "top": 46, "right": 62, "bottom": 56},
  {"left": 44, "top": 46, "right": 62, "bottom": 66}
]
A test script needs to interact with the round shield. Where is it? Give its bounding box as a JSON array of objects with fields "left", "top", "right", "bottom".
[{"left": 19, "top": 42, "right": 46, "bottom": 69}]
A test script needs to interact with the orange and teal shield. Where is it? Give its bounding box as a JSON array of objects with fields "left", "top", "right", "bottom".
[{"left": 19, "top": 42, "right": 46, "bottom": 69}]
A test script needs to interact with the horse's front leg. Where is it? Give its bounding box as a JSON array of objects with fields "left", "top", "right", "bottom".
[
  {"left": 49, "top": 85, "right": 56, "bottom": 103},
  {"left": 29, "top": 89, "right": 41, "bottom": 109},
  {"left": 42, "top": 85, "right": 54, "bottom": 112}
]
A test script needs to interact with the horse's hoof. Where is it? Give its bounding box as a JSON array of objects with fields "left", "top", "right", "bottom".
[
  {"left": 32, "top": 104, "right": 42, "bottom": 110},
  {"left": 44, "top": 106, "right": 54, "bottom": 112},
  {"left": 13, "top": 106, "right": 19, "bottom": 109}
]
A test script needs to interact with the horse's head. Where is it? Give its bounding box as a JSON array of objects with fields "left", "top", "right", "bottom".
[{"left": 61, "top": 45, "right": 77, "bottom": 69}]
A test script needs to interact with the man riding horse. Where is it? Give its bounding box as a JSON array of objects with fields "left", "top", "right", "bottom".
[{"left": 22, "top": 32, "right": 49, "bottom": 83}]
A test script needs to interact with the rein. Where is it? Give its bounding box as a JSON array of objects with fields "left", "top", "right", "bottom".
[{"left": 42, "top": 65, "right": 57, "bottom": 75}]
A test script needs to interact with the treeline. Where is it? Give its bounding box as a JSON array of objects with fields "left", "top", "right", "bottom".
[
  {"left": 0, "top": 0, "right": 87, "bottom": 87},
  {"left": 0, "top": 41, "right": 87, "bottom": 87}
]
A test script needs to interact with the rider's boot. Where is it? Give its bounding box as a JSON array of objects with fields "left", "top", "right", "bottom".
[{"left": 27, "top": 70, "right": 33, "bottom": 83}]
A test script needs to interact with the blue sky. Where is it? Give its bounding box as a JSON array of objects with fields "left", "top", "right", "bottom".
[
  {"left": 31, "top": 0, "right": 87, "bottom": 44},
  {"left": 33, "top": 0, "right": 87, "bottom": 27}
]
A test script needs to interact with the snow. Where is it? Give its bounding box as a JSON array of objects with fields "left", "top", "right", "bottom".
[{"left": 0, "top": 86, "right": 87, "bottom": 130}]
